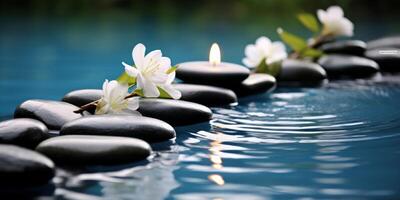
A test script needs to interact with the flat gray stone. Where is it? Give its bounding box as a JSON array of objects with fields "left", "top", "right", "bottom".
[
  {"left": 318, "top": 55, "right": 379, "bottom": 79},
  {"left": 60, "top": 115, "right": 175, "bottom": 143},
  {"left": 320, "top": 40, "right": 366, "bottom": 56},
  {"left": 233, "top": 73, "right": 276, "bottom": 97},
  {"left": 36, "top": 135, "right": 151, "bottom": 165},
  {"left": 365, "top": 48, "right": 400, "bottom": 72},
  {"left": 277, "top": 59, "right": 327, "bottom": 86},
  {"left": 138, "top": 99, "right": 212, "bottom": 126},
  {"left": 14, "top": 100, "right": 82, "bottom": 130},
  {"left": 0, "top": 118, "right": 50, "bottom": 149},
  {"left": 173, "top": 84, "right": 237, "bottom": 106},
  {"left": 0, "top": 144, "right": 54, "bottom": 186}
]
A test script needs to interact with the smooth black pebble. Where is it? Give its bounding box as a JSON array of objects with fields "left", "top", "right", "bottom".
[
  {"left": 176, "top": 61, "right": 250, "bottom": 87},
  {"left": 60, "top": 115, "right": 175, "bottom": 143},
  {"left": 173, "top": 83, "right": 237, "bottom": 106},
  {"left": 14, "top": 100, "right": 82, "bottom": 130},
  {"left": 318, "top": 55, "right": 379, "bottom": 79},
  {"left": 36, "top": 135, "right": 151, "bottom": 165},
  {"left": 233, "top": 73, "right": 276, "bottom": 97},
  {"left": 0, "top": 144, "right": 54, "bottom": 186},
  {"left": 320, "top": 40, "right": 366, "bottom": 56},
  {"left": 367, "top": 36, "right": 400, "bottom": 50},
  {"left": 0, "top": 118, "right": 50, "bottom": 149},
  {"left": 365, "top": 48, "right": 400, "bottom": 73},
  {"left": 62, "top": 89, "right": 102, "bottom": 107},
  {"left": 138, "top": 99, "right": 212, "bottom": 126},
  {"left": 277, "top": 59, "right": 327, "bottom": 86}
]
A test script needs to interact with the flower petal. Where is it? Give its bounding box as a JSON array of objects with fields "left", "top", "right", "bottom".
[
  {"left": 138, "top": 74, "right": 160, "bottom": 97},
  {"left": 132, "top": 43, "right": 146, "bottom": 70},
  {"left": 317, "top": 9, "right": 327, "bottom": 23},
  {"left": 127, "top": 97, "right": 139, "bottom": 111},
  {"left": 144, "top": 50, "right": 162, "bottom": 69},
  {"left": 327, "top": 6, "right": 344, "bottom": 18},
  {"left": 256, "top": 36, "right": 271, "bottom": 48},
  {"left": 161, "top": 84, "right": 182, "bottom": 99},
  {"left": 143, "top": 80, "right": 160, "bottom": 97},
  {"left": 123, "top": 62, "right": 139, "bottom": 77}
]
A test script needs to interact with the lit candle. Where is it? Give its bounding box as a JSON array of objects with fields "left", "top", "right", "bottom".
[{"left": 176, "top": 43, "right": 250, "bottom": 87}]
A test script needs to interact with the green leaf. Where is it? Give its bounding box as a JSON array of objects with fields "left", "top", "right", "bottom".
[
  {"left": 132, "top": 87, "right": 173, "bottom": 99},
  {"left": 117, "top": 72, "right": 136, "bottom": 86},
  {"left": 133, "top": 89, "right": 144, "bottom": 96},
  {"left": 277, "top": 28, "right": 308, "bottom": 52},
  {"left": 255, "top": 58, "right": 281, "bottom": 77},
  {"left": 297, "top": 13, "right": 320, "bottom": 33},
  {"left": 301, "top": 48, "right": 324, "bottom": 58},
  {"left": 157, "top": 87, "right": 173, "bottom": 99},
  {"left": 166, "top": 65, "right": 178, "bottom": 74}
]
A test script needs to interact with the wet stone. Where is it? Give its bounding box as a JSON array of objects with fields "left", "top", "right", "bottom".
[
  {"left": 138, "top": 99, "right": 212, "bottom": 126},
  {"left": 14, "top": 100, "right": 82, "bottom": 130},
  {"left": 60, "top": 115, "right": 175, "bottom": 143},
  {"left": 0, "top": 144, "right": 55, "bottom": 187},
  {"left": 173, "top": 83, "right": 237, "bottom": 106},
  {"left": 36, "top": 135, "right": 151, "bottom": 165},
  {"left": 277, "top": 59, "right": 327, "bottom": 86},
  {"left": 365, "top": 48, "right": 400, "bottom": 73},
  {"left": 233, "top": 73, "right": 276, "bottom": 97},
  {"left": 320, "top": 40, "right": 366, "bottom": 56},
  {"left": 0, "top": 118, "right": 50, "bottom": 149},
  {"left": 318, "top": 55, "right": 379, "bottom": 79}
]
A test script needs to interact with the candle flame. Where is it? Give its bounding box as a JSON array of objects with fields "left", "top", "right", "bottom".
[{"left": 209, "top": 43, "right": 221, "bottom": 66}]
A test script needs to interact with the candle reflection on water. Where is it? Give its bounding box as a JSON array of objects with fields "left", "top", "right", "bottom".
[{"left": 207, "top": 136, "right": 225, "bottom": 186}]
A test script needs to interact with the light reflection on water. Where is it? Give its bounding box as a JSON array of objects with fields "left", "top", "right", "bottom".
[{"left": 50, "top": 78, "right": 400, "bottom": 199}]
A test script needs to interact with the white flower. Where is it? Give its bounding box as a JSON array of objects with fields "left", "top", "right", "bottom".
[
  {"left": 242, "top": 36, "right": 287, "bottom": 68},
  {"left": 123, "top": 43, "right": 181, "bottom": 99},
  {"left": 317, "top": 5, "right": 354, "bottom": 37},
  {"left": 95, "top": 79, "right": 139, "bottom": 115}
]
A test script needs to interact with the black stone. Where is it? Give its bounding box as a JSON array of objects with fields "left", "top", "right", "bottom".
[
  {"left": 318, "top": 55, "right": 379, "bottom": 79},
  {"left": 277, "top": 59, "right": 327, "bottom": 86},
  {"left": 138, "top": 99, "right": 212, "bottom": 126},
  {"left": 173, "top": 84, "right": 237, "bottom": 106},
  {"left": 233, "top": 73, "right": 276, "bottom": 97},
  {"left": 176, "top": 61, "right": 250, "bottom": 87},
  {"left": 36, "top": 135, "right": 151, "bottom": 165},
  {"left": 365, "top": 48, "right": 400, "bottom": 72},
  {"left": 0, "top": 144, "right": 54, "bottom": 186},
  {"left": 320, "top": 40, "right": 366, "bottom": 56},
  {"left": 367, "top": 36, "right": 400, "bottom": 50},
  {"left": 62, "top": 89, "right": 102, "bottom": 107},
  {"left": 60, "top": 115, "right": 175, "bottom": 143},
  {"left": 14, "top": 100, "right": 82, "bottom": 130},
  {"left": 0, "top": 118, "right": 50, "bottom": 149}
]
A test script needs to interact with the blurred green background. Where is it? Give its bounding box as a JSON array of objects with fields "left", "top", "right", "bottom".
[{"left": 0, "top": 0, "right": 399, "bottom": 115}]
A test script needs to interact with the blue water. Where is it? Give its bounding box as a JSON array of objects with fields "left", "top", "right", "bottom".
[{"left": 1, "top": 9, "right": 400, "bottom": 200}]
